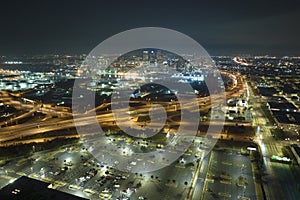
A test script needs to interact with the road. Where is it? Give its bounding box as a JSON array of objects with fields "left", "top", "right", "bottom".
[
  {"left": 0, "top": 69, "right": 247, "bottom": 144},
  {"left": 247, "top": 78, "right": 300, "bottom": 200}
]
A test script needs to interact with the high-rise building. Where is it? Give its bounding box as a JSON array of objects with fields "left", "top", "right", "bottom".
[
  {"left": 149, "top": 50, "right": 156, "bottom": 63},
  {"left": 142, "top": 50, "right": 149, "bottom": 62}
]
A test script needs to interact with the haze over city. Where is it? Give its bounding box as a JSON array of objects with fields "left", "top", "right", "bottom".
[{"left": 1, "top": 0, "right": 300, "bottom": 56}]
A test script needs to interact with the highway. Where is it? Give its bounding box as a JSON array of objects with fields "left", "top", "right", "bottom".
[
  {"left": 0, "top": 70, "right": 247, "bottom": 146},
  {"left": 0, "top": 100, "right": 250, "bottom": 145}
]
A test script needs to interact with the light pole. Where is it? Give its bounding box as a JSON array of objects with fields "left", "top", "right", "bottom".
[{"left": 241, "top": 164, "right": 245, "bottom": 174}]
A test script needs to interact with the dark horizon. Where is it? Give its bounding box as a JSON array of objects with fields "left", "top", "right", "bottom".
[{"left": 1, "top": 0, "right": 300, "bottom": 56}]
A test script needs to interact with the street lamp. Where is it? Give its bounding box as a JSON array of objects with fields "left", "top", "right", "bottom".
[{"left": 241, "top": 164, "right": 245, "bottom": 174}]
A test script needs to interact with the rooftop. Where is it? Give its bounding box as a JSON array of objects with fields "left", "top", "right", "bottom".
[{"left": 0, "top": 176, "right": 87, "bottom": 200}]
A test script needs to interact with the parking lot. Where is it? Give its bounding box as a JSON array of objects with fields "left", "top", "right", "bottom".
[
  {"left": 0, "top": 135, "right": 213, "bottom": 200},
  {"left": 202, "top": 147, "right": 256, "bottom": 200},
  {"left": 0, "top": 133, "right": 260, "bottom": 200}
]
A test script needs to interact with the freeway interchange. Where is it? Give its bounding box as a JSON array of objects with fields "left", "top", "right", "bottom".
[
  {"left": 0, "top": 73, "right": 246, "bottom": 146},
  {"left": 2, "top": 71, "right": 297, "bottom": 200}
]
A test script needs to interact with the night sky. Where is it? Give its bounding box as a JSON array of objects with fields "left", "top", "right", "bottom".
[{"left": 1, "top": 0, "right": 300, "bottom": 56}]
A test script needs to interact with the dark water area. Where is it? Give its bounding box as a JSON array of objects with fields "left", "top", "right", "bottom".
[{"left": 0, "top": 64, "right": 60, "bottom": 72}]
